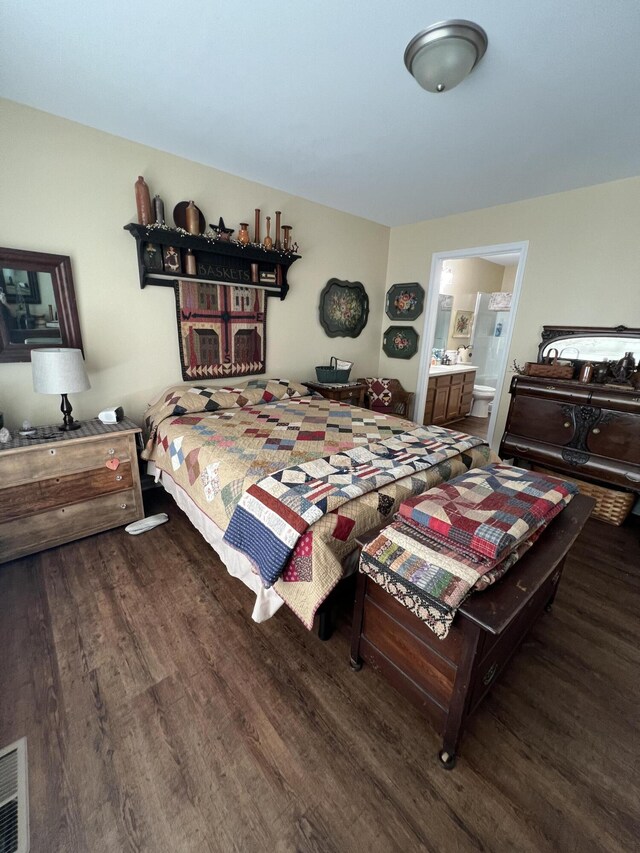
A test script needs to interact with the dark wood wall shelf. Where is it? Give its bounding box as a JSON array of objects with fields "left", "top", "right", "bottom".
[{"left": 124, "top": 222, "right": 301, "bottom": 300}]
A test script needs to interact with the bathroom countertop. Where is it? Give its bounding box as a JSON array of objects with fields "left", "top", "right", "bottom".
[{"left": 429, "top": 364, "right": 478, "bottom": 377}]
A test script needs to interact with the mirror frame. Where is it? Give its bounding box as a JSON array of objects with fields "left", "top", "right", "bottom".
[
  {"left": 0, "top": 247, "right": 83, "bottom": 363},
  {"left": 538, "top": 324, "right": 640, "bottom": 363}
]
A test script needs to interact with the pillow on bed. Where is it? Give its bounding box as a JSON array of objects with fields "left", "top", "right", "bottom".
[
  {"left": 143, "top": 379, "right": 312, "bottom": 437},
  {"left": 244, "top": 378, "right": 309, "bottom": 399}
]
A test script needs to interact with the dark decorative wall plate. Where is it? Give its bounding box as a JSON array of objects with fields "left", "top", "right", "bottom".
[
  {"left": 383, "top": 325, "right": 419, "bottom": 359},
  {"left": 385, "top": 282, "right": 424, "bottom": 321},
  {"left": 319, "top": 278, "right": 369, "bottom": 338}
]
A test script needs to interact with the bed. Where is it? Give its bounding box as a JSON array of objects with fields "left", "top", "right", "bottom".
[{"left": 142, "top": 379, "right": 494, "bottom": 629}]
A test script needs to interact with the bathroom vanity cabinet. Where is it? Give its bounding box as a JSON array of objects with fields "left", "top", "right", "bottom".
[{"left": 423, "top": 366, "right": 477, "bottom": 426}]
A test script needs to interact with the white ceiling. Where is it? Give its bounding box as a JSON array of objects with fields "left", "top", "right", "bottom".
[{"left": 2, "top": 0, "right": 640, "bottom": 226}]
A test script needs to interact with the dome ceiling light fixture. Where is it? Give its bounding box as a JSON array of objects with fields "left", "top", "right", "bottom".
[{"left": 404, "top": 19, "right": 488, "bottom": 93}]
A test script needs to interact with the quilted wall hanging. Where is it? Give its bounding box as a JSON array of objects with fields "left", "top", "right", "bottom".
[{"left": 176, "top": 281, "right": 267, "bottom": 380}]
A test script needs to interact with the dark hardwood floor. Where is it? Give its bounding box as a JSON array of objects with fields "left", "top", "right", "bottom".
[
  {"left": 1, "top": 490, "right": 638, "bottom": 852},
  {"left": 455, "top": 415, "right": 489, "bottom": 440}
]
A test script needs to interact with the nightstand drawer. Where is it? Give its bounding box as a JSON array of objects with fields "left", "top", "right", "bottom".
[
  {"left": 0, "top": 488, "right": 141, "bottom": 563},
  {"left": 0, "top": 463, "right": 134, "bottom": 523},
  {"left": 2, "top": 434, "right": 134, "bottom": 487}
]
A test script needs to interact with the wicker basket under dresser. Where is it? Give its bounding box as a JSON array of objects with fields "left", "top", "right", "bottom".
[
  {"left": 0, "top": 417, "right": 144, "bottom": 564},
  {"left": 500, "top": 376, "right": 640, "bottom": 519}
]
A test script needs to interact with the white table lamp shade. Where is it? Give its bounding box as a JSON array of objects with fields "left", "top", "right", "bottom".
[{"left": 32, "top": 348, "right": 91, "bottom": 394}]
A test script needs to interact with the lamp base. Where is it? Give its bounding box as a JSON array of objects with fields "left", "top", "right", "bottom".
[{"left": 59, "top": 392, "right": 81, "bottom": 431}]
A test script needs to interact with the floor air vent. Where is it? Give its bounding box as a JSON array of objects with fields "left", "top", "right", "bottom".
[{"left": 0, "top": 738, "right": 28, "bottom": 853}]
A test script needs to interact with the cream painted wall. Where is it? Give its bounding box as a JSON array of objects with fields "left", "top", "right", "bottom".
[
  {"left": 501, "top": 265, "right": 516, "bottom": 292},
  {"left": 0, "top": 99, "right": 389, "bottom": 430},
  {"left": 381, "top": 176, "right": 640, "bottom": 447}
]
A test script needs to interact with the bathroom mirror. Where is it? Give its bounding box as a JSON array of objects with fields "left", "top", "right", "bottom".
[
  {"left": 0, "top": 247, "right": 83, "bottom": 363},
  {"left": 538, "top": 325, "right": 640, "bottom": 364}
]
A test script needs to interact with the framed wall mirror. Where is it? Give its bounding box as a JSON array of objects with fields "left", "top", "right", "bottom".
[
  {"left": 0, "top": 247, "right": 83, "bottom": 363},
  {"left": 539, "top": 325, "right": 640, "bottom": 363}
]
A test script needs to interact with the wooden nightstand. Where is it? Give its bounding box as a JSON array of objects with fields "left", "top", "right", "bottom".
[
  {"left": 0, "top": 418, "right": 144, "bottom": 564},
  {"left": 304, "top": 381, "right": 367, "bottom": 407}
]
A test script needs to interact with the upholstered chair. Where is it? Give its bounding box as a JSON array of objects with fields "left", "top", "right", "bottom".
[{"left": 358, "top": 378, "right": 415, "bottom": 419}]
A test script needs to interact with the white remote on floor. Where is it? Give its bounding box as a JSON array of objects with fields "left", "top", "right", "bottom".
[{"left": 125, "top": 513, "right": 169, "bottom": 535}]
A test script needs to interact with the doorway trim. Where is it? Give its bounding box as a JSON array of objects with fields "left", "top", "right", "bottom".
[{"left": 414, "top": 241, "right": 529, "bottom": 446}]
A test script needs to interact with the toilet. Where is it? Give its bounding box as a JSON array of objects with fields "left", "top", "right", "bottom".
[{"left": 470, "top": 384, "right": 496, "bottom": 418}]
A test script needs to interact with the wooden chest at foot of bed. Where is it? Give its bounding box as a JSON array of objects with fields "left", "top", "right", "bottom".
[{"left": 350, "top": 494, "right": 594, "bottom": 769}]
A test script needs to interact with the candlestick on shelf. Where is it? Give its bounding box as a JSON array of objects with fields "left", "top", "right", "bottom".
[
  {"left": 254, "top": 209, "right": 261, "bottom": 245},
  {"left": 263, "top": 216, "right": 273, "bottom": 249},
  {"left": 282, "top": 225, "right": 292, "bottom": 251},
  {"left": 274, "top": 211, "right": 282, "bottom": 250}
]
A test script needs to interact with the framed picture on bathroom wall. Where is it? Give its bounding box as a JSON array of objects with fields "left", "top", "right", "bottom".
[{"left": 452, "top": 310, "right": 474, "bottom": 338}]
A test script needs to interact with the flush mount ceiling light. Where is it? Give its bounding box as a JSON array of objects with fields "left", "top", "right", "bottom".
[{"left": 404, "top": 19, "right": 488, "bottom": 93}]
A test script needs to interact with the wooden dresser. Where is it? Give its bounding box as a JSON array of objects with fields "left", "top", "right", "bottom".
[
  {"left": 424, "top": 367, "right": 476, "bottom": 426},
  {"left": 0, "top": 418, "right": 144, "bottom": 564},
  {"left": 500, "top": 376, "right": 640, "bottom": 493}
]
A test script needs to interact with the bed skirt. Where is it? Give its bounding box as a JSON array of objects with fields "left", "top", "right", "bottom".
[{"left": 147, "top": 461, "right": 285, "bottom": 622}]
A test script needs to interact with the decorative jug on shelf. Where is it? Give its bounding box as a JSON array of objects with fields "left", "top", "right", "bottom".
[
  {"left": 238, "top": 223, "right": 250, "bottom": 245},
  {"left": 457, "top": 345, "right": 472, "bottom": 364}
]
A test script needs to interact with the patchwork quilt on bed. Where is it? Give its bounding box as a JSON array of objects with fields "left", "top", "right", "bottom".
[
  {"left": 360, "top": 465, "right": 577, "bottom": 637},
  {"left": 142, "top": 379, "right": 495, "bottom": 627},
  {"left": 224, "top": 427, "right": 487, "bottom": 587}
]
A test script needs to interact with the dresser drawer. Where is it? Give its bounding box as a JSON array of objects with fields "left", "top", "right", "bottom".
[
  {"left": 0, "top": 488, "right": 141, "bottom": 563},
  {"left": 0, "top": 463, "right": 134, "bottom": 523},
  {"left": 1, "top": 434, "right": 134, "bottom": 487},
  {"left": 506, "top": 396, "right": 576, "bottom": 445}
]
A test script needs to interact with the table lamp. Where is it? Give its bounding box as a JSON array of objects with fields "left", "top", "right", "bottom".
[{"left": 31, "top": 348, "right": 91, "bottom": 431}]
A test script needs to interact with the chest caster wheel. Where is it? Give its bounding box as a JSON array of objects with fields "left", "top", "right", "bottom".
[{"left": 438, "top": 749, "right": 457, "bottom": 770}]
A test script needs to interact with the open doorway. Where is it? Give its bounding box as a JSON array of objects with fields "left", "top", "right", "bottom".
[{"left": 414, "top": 242, "right": 528, "bottom": 446}]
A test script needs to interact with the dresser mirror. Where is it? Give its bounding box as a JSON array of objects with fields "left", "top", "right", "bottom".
[
  {"left": 0, "top": 247, "right": 83, "bottom": 363},
  {"left": 538, "top": 325, "right": 640, "bottom": 364}
]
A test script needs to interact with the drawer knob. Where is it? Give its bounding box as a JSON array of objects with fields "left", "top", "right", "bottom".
[
  {"left": 115, "top": 474, "right": 123, "bottom": 481},
  {"left": 625, "top": 472, "right": 640, "bottom": 483},
  {"left": 120, "top": 503, "right": 128, "bottom": 509},
  {"left": 108, "top": 448, "right": 115, "bottom": 456},
  {"left": 563, "top": 421, "right": 571, "bottom": 428},
  {"left": 483, "top": 662, "right": 498, "bottom": 686},
  {"left": 546, "top": 386, "right": 557, "bottom": 391},
  {"left": 592, "top": 427, "right": 600, "bottom": 434}
]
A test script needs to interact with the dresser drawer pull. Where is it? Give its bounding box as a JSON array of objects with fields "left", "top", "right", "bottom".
[
  {"left": 115, "top": 474, "right": 123, "bottom": 481},
  {"left": 515, "top": 445, "right": 528, "bottom": 453},
  {"left": 564, "top": 421, "right": 571, "bottom": 428},
  {"left": 592, "top": 427, "right": 600, "bottom": 434},
  {"left": 483, "top": 662, "right": 498, "bottom": 686},
  {"left": 108, "top": 447, "right": 116, "bottom": 456},
  {"left": 624, "top": 472, "right": 640, "bottom": 483},
  {"left": 545, "top": 386, "right": 557, "bottom": 391},
  {"left": 120, "top": 503, "right": 128, "bottom": 509}
]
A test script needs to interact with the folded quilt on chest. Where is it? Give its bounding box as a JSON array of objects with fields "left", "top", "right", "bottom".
[
  {"left": 360, "top": 465, "right": 578, "bottom": 638},
  {"left": 223, "top": 427, "right": 487, "bottom": 588},
  {"left": 397, "top": 463, "right": 579, "bottom": 560}
]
